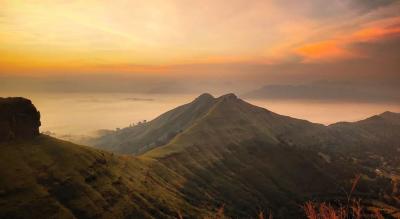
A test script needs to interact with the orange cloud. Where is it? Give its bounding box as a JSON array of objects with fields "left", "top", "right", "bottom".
[
  {"left": 295, "top": 16, "right": 400, "bottom": 63},
  {"left": 296, "top": 41, "right": 358, "bottom": 63},
  {"left": 352, "top": 26, "right": 400, "bottom": 42}
]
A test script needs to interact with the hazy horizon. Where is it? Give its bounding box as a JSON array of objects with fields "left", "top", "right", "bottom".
[{"left": 2, "top": 91, "right": 398, "bottom": 139}]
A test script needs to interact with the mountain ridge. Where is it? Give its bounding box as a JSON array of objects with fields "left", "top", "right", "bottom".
[
  {"left": 92, "top": 93, "right": 330, "bottom": 156},
  {"left": 92, "top": 93, "right": 218, "bottom": 154},
  {"left": 2, "top": 94, "right": 400, "bottom": 218}
]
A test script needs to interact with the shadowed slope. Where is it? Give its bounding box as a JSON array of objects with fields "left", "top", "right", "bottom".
[
  {"left": 140, "top": 94, "right": 400, "bottom": 218},
  {"left": 138, "top": 94, "right": 343, "bottom": 217},
  {"left": 90, "top": 94, "right": 400, "bottom": 218}
]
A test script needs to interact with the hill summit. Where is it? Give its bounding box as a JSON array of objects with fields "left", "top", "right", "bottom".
[{"left": 90, "top": 93, "right": 319, "bottom": 155}]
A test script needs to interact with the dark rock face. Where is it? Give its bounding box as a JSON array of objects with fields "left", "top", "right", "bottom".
[{"left": 0, "top": 97, "right": 41, "bottom": 141}]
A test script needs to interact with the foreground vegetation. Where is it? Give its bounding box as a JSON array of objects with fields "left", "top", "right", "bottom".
[{"left": 186, "top": 175, "right": 397, "bottom": 219}]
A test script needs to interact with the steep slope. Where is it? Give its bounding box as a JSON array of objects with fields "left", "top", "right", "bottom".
[
  {"left": 145, "top": 93, "right": 327, "bottom": 158},
  {"left": 92, "top": 93, "right": 328, "bottom": 156},
  {"left": 0, "top": 135, "right": 217, "bottom": 219},
  {"left": 91, "top": 93, "right": 216, "bottom": 154}
]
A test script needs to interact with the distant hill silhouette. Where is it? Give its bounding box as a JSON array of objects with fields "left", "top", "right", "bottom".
[{"left": 243, "top": 84, "right": 400, "bottom": 103}]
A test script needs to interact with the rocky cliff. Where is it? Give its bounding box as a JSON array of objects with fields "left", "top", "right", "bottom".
[{"left": 0, "top": 97, "right": 41, "bottom": 141}]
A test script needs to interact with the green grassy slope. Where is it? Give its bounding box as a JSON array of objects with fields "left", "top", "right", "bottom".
[
  {"left": 0, "top": 135, "right": 212, "bottom": 219},
  {"left": 141, "top": 94, "right": 400, "bottom": 218},
  {"left": 144, "top": 93, "right": 325, "bottom": 158}
]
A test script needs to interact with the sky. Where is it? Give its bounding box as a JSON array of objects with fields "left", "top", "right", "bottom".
[{"left": 1, "top": 0, "right": 400, "bottom": 101}]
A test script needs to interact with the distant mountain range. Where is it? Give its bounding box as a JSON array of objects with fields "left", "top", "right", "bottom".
[
  {"left": 1, "top": 94, "right": 400, "bottom": 218},
  {"left": 243, "top": 84, "right": 400, "bottom": 103}
]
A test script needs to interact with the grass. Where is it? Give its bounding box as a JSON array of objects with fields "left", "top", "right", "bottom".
[
  {"left": 296, "top": 174, "right": 386, "bottom": 219},
  {"left": 2, "top": 133, "right": 399, "bottom": 218},
  {"left": 0, "top": 135, "right": 212, "bottom": 218},
  {"left": 189, "top": 200, "right": 385, "bottom": 219},
  {"left": 1, "top": 135, "right": 398, "bottom": 218},
  {"left": 179, "top": 174, "right": 393, "bottom": 219},
  {"left": 301, "top": 201, "right": 385, "bottom": 219}
]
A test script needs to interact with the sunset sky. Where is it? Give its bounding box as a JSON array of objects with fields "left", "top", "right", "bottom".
[
  {"left": 1, "top": 0, "right": 400, "bottom": 98},
  {"left": 1, "top": 0, "right": 400, "bottom": 134}
]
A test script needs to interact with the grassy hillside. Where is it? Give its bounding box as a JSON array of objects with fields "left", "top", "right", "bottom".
[
  {"left": 4, "top": 136, "right": 393, "bottom": 218},
  {"left": 88, "top": 93, "right": 400, "bottom": 217},
  {"left": 145, "top": 93, "right": 325, "bottom": 158},
  {"left": 2, "top": 95, "right": 400, "bottom": 218},
  {"left": 0, "top": 135, "right": 214, "bottom": 219},
  {"left": 93, "top": 93, "right": 329, "bottom": 157},
  {"left": 141, "top": 94, "right": 400, "bottom": 217}
]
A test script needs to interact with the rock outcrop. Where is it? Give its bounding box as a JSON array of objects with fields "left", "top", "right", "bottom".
[{"left": 0, "top": 97, "right": 41, "bottom": 142}]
